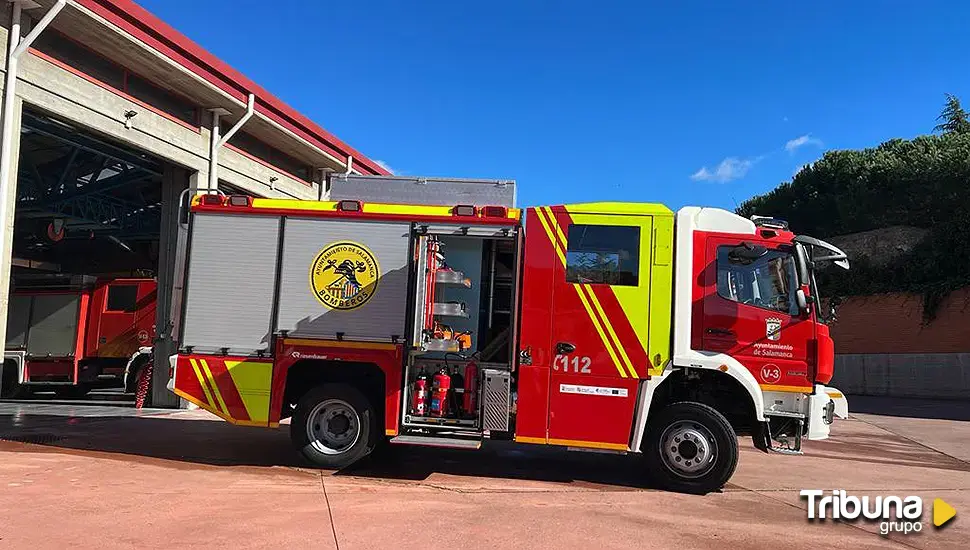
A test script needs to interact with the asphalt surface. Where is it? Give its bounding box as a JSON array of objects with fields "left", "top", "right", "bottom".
[{"left": 0, "top": 394, "right": 967, "bottom": 549}]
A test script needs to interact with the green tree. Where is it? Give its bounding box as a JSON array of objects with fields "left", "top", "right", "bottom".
[
  {"left": 737, "top": 119, "right": 970, "bottom": 320},
  {"left": 934, "top": 93, "right": 970, "bottom": 135}
]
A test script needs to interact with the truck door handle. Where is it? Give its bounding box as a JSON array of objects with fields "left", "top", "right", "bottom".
[
  {"left": 705, "top": 328, "right": 735, "bottom": 336},
  {"left": 556, "top": 342, "right": 576, "bottom": 354}
]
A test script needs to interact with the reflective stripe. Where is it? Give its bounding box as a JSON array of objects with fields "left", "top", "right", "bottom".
[
  {"left": 574, "top": 284, "right": 627, "bottom": 378},
  {"left": 189, "top": 359, "right": 214, "bottom": 409},
  {"left": 584, "top": 284, "right": 639, "bottom": 379},
  {"left": 548, "top": 438, "right": 628, "bottom": 451},
  {"left": 199, "top": 359, "right": 229, "bottom": 416},
  {"left": 761, "top": 384, "right": 814, "bottom": 393}
]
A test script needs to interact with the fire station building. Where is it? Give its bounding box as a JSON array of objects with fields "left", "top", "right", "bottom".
[{"left": 0, "top": 0, "right": 388, "bottom": 406}]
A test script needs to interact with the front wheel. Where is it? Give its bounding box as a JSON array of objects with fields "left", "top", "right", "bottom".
[
  {"left": 290, "top": 384, "right": 377, "bottom": 469},
  {"left": 644, "top": 401, "right": 739, "bottom": 494}
]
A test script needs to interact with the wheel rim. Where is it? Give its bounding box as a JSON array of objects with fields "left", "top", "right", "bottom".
[
  {"left": 306, "top": 398, "right": 360, "bottom": 455},
  {"left": 659, "top": 420, "right": 718, "bottom": 479}
]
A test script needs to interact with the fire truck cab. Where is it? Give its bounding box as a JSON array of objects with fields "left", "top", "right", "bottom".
[
  {"left": 1, "top": 277, "right": 156, "bottom": 398},
  {"left": 171, "top": 180, "right": 848, "bottom": 494}
]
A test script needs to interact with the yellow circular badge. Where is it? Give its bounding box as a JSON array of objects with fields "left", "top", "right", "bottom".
[{"left": 310, "top": 241, "right": 380, "bottom": 310}]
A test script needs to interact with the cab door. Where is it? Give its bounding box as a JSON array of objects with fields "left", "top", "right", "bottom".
[
  {"left": 701, "top": 237, "right": 815, "bottom": 390},
  {"left": 90, "top": 281, "right": 155, "bottom": 358},
  {"left": 542, "top": 206, "right": 651, "bottom": 449}
]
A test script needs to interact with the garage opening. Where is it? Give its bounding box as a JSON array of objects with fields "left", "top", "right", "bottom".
[{"left": 1, "top": 108, "right": 178, "bottom": 404}]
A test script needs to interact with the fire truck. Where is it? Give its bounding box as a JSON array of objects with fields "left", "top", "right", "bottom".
[
  {"left": 1, "top": 276, "right": 156, "bottom": 398},
  {"left": 169, "top": 176, "right": 850, "bottom": 493}
]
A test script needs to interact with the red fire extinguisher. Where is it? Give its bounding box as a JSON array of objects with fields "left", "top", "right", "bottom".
[
  {"left": 430, "top": 368, "right": 451, "bottom": 417},
  {"left": 411, "top": 371, "right": 429, "bottom": 416},
  {"left": 463, "top": 360, "right": 478, "bottom": 417}
]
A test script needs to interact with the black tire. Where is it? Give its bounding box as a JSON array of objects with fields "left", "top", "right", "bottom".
[
  {"left": 55, "top": 385, "right": 91, "bottom": 399},
  {"left": 290, "top": 383, "right": 377, "bottom": 469},
  {"left": 644, "top": 401, "right": 739, "bottom": 494},
  {"left": 125, "top": 355, "right": 151, "bottom": 393},
  {"left": 1, "top": 361, "right": 23, "bottom": 399}
]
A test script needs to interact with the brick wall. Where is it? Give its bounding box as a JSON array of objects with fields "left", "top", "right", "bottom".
[{"left": 830, "top": 287, "right": 970, "bottom": 354}]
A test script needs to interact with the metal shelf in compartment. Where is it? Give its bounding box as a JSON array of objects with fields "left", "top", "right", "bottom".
[
  {"left": 424, "top": 338, "right": 461, "bottom": 352},
  {"left": 404, "top": 415, "right": 479, "bottom": 428},
  {"left": 436, "top": 270, "right": 471, "bottom": 287},
  {"left": 432, "top": 302, "right": 469, "bottom": 317}
]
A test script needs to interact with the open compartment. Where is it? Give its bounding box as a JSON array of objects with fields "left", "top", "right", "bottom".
[{"left": 402, "top": 224, "right": 521, "bottom": 434}]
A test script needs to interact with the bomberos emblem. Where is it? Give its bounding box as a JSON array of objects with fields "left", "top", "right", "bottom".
[{"left": 310, "top": 241, "right": 380, "bottom": 310}]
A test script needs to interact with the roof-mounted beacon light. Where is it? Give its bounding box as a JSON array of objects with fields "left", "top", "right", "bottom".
[
  {"left": 337, "top": 200, "right": 362, "bottom": 212},
  {"left": 750, "top": 215, "right": 789, "bottom": 230},
  {"left": 481, "top": 205, "right": 508, "bottom": 218},
  {"left": 453, "top": 205, "right": 477, "bottom": 217},
  {"left": 201, "top": 194, "right": 225, "bottom": 206}
]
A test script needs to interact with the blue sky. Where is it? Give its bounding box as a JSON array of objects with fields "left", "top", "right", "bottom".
[{"left": 139, "top": 0, "right": 968, "bottom": 210}]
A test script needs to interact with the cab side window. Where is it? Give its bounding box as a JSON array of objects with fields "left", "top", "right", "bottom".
[
  {"left": 716, "top": 246, "right": 798, "bottom": 315},
  {"left": 565, "top": 224, "right": 640, "bottom": 286}
]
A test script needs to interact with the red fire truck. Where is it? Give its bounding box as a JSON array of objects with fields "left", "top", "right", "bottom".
[
  {"left": 1, "top": 277, "right": 156, "bottom": 398},
  {"left": 170, "top": 183, "right": 849, "bottom": 493}
]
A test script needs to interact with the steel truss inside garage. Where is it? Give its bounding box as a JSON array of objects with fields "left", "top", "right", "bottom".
[{"left": 14, "top": 109, "right": 165, "bottom": 275}]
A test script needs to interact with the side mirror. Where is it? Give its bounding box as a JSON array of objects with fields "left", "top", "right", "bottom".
[
  {"left": 728, "top": 242, "right": 768, "bottom": 265},
  {"left": 795, "top": 288, "right": 809, "bottom": 314}
]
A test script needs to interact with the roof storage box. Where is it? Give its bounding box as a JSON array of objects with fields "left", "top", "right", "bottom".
[{"left": 329, "top": 174, "right": 516, "bottom": 208}]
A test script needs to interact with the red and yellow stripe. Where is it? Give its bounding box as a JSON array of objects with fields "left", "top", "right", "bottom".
[
  {"left": 173, "top": 356, "right": 273, "bottom": 427},
  {"left": 533, "top": 206, "right": 645, "bottom": 379}
]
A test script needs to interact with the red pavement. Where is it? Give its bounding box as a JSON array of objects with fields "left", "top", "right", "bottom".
[{"left": 0, "top": 405, "right": 967, "bottom": 549}]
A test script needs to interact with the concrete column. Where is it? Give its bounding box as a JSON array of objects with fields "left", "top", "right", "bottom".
[
  {"left": 0, "top": 93, "right": 23, "bottom": 360},
  {"left": 151, "top": 164, "right": 191, "bottom": 407}
]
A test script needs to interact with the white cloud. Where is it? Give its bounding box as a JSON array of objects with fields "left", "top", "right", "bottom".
[
  {"left": 785, "top": 134, "right": 823, "bottom": 153},
  {"left": 374, "top": 159, "right": 395, "bottom": 174},
  {"left": 690, "top": 157, "right": 755, "bottom": 183}
]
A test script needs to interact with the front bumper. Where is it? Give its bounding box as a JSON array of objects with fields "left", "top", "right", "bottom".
[{"left": 807, "top": 384, "right": 849, "bottom": 440}]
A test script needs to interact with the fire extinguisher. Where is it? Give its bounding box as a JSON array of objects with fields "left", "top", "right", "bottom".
[
  {"left": 411, "top": 370, "right": 429, "bottom": 416},
  {"left": 430, "top": 368, "right": 451, "bottom": 417},
  {"left": 463, "top": 360, "right": 478, "bottom": 417}
]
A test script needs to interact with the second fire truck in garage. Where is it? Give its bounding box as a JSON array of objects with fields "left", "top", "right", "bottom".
[{"left": 170, "top": 177, "right": 849, "bottom": 493}]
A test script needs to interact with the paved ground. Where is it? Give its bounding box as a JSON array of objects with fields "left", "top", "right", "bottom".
[{"left": 0, "top": 396, "right": 967, "bottom": 549}]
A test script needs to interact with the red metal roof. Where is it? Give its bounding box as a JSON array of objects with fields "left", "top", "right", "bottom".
[{"left": 75, "top": 0, "right": 389, "bottom": 176}]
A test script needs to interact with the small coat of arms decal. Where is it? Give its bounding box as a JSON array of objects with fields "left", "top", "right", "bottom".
[{"left": 766, "top": 317, "right": 782, "bottom": 341}]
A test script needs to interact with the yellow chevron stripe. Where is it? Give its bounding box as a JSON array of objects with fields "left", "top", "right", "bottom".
[
  {"left": 189, "top": 359, "right": 215, "bottom": 409},
  {"left": 534, "top": 207, "right": 566, "bottom": 266},
  {"left": 537, "top": 207, "right": 627, "bottom": 379},
  {"left": 574, "top": 283, "right": 627, "bottom": 378},
  {"left": 584, "top": 284, "right": 639, "bottom": 379},
  {"left": 543, "top": 208, "right": 634, "bottom": 379},
  {"left": 200, "top": 359, "right": 229, "bottom": 416},
  {"left": 545, "top": 206, "right": 568, "bottom": 247}
]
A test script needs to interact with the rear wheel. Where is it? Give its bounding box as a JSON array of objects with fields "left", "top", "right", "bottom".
[
  {"left": 1, "top": 361, "right": 24, "bottom": 398},
  {"left": 644, "top": 401, "right": 738, "bottom": 494},
  {"left": 290, "top": 384, "right": 377, "bottom": 469}
]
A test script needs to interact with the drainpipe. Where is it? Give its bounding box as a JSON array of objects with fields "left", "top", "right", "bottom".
[
  {"left": 0, "top": 0, "right": 66, "bottom": 246},
  {"left": 0, "top": 0, "right": 65, "bottom": 357},
  {"left": 207, "top": 93, "right": 254, "bottom": 191}
]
